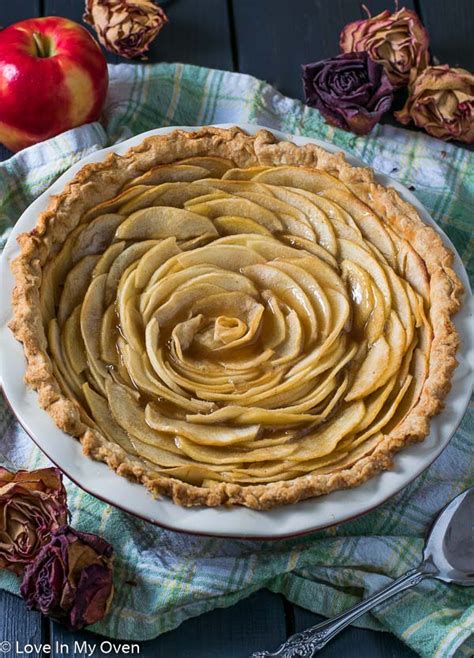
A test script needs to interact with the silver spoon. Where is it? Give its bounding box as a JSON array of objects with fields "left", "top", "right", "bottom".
[{"left": 252, "top": 487, "right": 474, "bottom": 658}]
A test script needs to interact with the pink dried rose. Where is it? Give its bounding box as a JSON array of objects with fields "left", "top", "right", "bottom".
[
  {"left": 340, "top": 7, "right": 429, "bottom": 87},
  {"left": 21, "top": 526, "right": 114, "bottom": 630},
  {"left": 396, "top": 65, "right": 474, "bottom": 143},
  {"left": 84, "top": 0, "right": 168, "bottom": 59},
  {"left": 0, "top": 467, "right": 68, "bottom": 575}
]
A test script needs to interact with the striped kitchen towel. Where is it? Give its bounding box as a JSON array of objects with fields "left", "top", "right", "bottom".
[{"left": 0, "top": 63, "right": 473, "bottom": 658}]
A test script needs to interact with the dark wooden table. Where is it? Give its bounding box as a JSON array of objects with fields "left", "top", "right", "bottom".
[{"left": 0, "top": 1, "right": 472, "bottom": 656}]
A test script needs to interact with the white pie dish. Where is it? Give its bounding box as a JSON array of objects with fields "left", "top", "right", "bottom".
[{"left": 0, "top": 123, "right": 472, "bottom": 539}]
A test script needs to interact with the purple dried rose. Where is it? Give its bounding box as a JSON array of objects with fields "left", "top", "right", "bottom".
[
  {"left": 396, "top": 65, "right": 474, "bottom": 143},
  {"left": 0, "top": 467, "right": 68, "bottom": 575},
  {"left": 302, "top": 52, "right": 394, "bottom": 135},
  {"left": 20, "top": 526, "right": 114, "bottom": 630},
  {"left": 340, "top": 7, "right": 430, "bottom": 87}
]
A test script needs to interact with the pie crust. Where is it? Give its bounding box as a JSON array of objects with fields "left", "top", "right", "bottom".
[{"left": 9, "top": 127, "right": 463, "bottom": 509}]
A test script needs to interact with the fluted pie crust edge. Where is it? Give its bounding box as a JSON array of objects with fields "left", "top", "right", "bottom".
[{"left": 10, "top": 127, "right": 463, "bottom": 509}]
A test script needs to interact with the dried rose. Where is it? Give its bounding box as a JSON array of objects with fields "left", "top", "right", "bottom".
[
  {"left": 21, "top": 526, "right": 114, "bottom": 630},
  {"left": 302, "top": 52, "right": 394, "bottom": 135},
  {"left": 84, "top": 0, "right": 168, "bottom": 60},
  {"left": 0, "top": 467, "right": 68, "bottom": 575},
  {"left": 395, "top": 65, "right": 474, "bottom": 143},
  {"left": 340, "top": 7, "right": 429, "bottom": 87}
]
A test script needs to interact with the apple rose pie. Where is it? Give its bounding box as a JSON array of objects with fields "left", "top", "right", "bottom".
[{"left": 10, "top": 127, "right": 463, "bottom": 509}]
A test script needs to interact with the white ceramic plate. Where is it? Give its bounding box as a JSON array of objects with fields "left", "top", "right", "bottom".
[{"left": 1, "top": 124, "right": 473, "bottom": 539}]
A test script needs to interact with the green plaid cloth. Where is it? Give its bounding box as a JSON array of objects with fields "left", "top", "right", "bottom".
[{"left": 0, "top": 63, "right": 473, "bottom": 658}]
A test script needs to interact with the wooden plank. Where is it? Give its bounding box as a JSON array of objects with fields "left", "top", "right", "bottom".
[
  {"left": 292, "top": 604, "right": 418, "bottom": 657},
  {"left": 148, "top": 0, "right": 233, "bottom": 69},
  {"left": 0, "top": 146, "right": 12, "bottom": 163},
  {"left": 418, "top": 0, "right": 474, "bottom": 70},
  {"left": 0, "top": 1, "right": 40, "bottom": 25},
  {"left": 44, "top": 0, "right": 233, "bottom": 69},
  {"left": 231, "top": 0, "right": 415, "bottom": 101},
  {"left": 50, "top": 589, "right": 286, "bottom": 657},
  {"left": 0, "top": 590, "right": 44, "bottom": 657}
]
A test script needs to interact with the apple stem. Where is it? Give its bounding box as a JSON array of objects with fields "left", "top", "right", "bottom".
[{"left": 33, "top": 32, "right": 49, "bottom": 58}]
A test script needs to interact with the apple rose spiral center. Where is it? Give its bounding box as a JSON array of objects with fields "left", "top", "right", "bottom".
[{"left": 116, "top": 233, "right": 351, "bottom": 435}]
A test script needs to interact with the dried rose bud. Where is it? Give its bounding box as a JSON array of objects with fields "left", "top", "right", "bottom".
[
  {"left": 84, "top": 0, "right": 168, "bottom": 59},
  {"left": 21, "top": 526, "right": 114, "bottom": 630},
  {"left": 303, "top": 52, "right": 394, "bottom": 136},
  {"left": 0, "top": 467, "right": 68, "bottom": 575},
  {"left": 396, "top": 65, "right": 474, "bottom": 143},
  {"left": 340, "top": 7, "right": 429, "bottom": 87}
]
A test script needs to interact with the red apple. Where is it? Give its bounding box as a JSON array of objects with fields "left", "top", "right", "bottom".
[{"left": 0, "top": 17, "right": 108, "bottom": 152}]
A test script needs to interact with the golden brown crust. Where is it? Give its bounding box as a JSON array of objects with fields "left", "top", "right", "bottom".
[{"left": 10, "top": 127, "right": 463, "bottom": 509}]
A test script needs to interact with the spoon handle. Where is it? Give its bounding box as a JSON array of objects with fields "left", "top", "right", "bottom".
[{"left": 252, "top": 568, "right": 425, "bottom": 658}]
